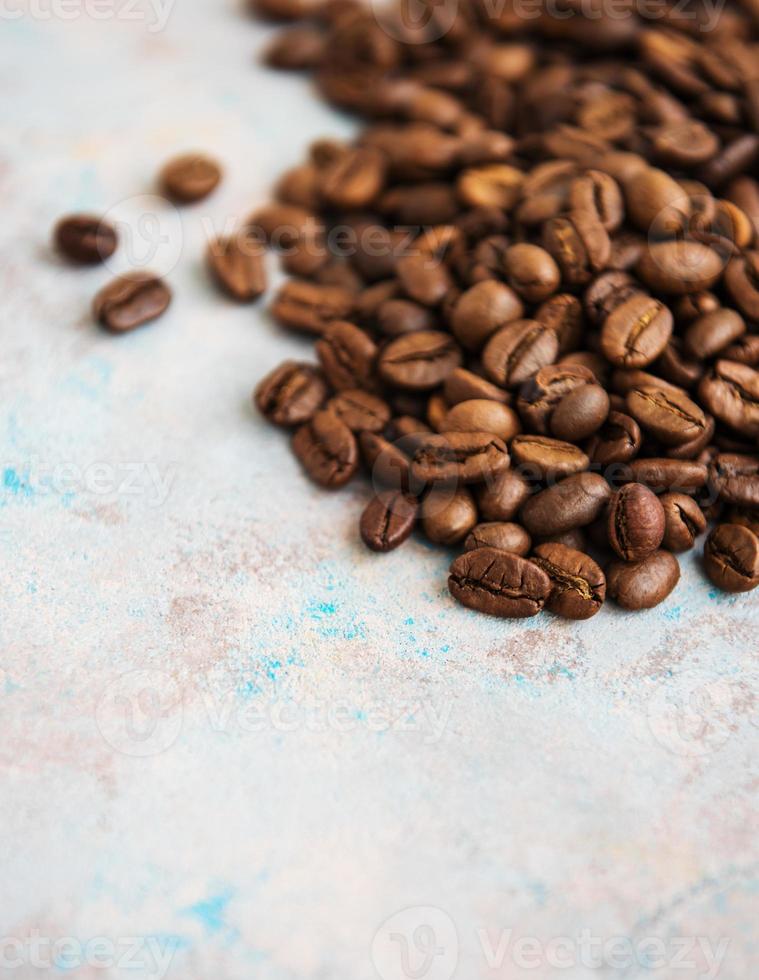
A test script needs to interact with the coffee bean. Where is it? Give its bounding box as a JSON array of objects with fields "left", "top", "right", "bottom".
[
  {"left": 624, "top": 167, "right": 690, "bottom": 234},
  {"left": 378, "top": 330, "right": 462, "bottom": 391},
  {"left": 360, "top": 431, "right": 411, "bottom": 491},
  {"left": 448, "top": 547, "right": 551, "bottom": 618},
  {"left": 683, "top": 308, "right": 745, "bottom": 361},
  {"left": 607, "top": 550, "right": 680, "bottom": 609},
  {"left": 723, "top": 335, "right": 759, "bottom": 367},
  {"left": 482, "top": 320, "right": 559, "bottom": 390},
  {"left": 624, "top": 458, "right": 708, "bottom": 493},
  {"left": 360, "top": 490, "right": 418, "bottom": 552},
  {"left": 292, "top": 410, "right": 358, "bottom": 489},
  {"left": 464, "top": 522, "right": 531, "bottom": 556},
  {"left": 376, "top": 299, "right": 434, "bottom": 337},
  {"left": 503, "top": 243, "right": 560, "bottom": 303},
  {"left": 93, "top": 272, "right": 171, "bottom": 333},
  {"left": 519, "top": 365, "right": 609, "bottom": 441},
  {"left": 724, "top": 251, "right": 759, "bottom": 320},
  {"left": 422, "top": 487, "right": 478, "bottom": 545},
  {"left": 255, "top": 361, "right": 327, "bottom": 426},
  {"left": 395, "top": 253, "right": 452, "bottom": 307},
  {"left": 601, "top": 293, "right": 673, "bottom": 368},
  {"left": 542, "top": 212, "right": 609, "bottom": 286},
  {"left": 320, "top": 146, "right": 386, "bottom": 210},
  {"left": 636, "top": 241, "right": 724, "bottom": 295},
  {"left": 271, "top": 280, "right": 354, "bottom": 334},
  {"left": 532, "top": 543, "right": 606, "bottom": 619},
  {"left": 411, "top": 431, "right": 510, "bottom": 486},
  {"left": 458, "top": 164, "right": 523, "bottom": 210},
  {"left": 265, "top": 26, "right": 326, "bottom": 69},
  {"left": 650, "top": 119, "right": 720, "bottom": 168},
  {"left": 535, "top": 293, "right": 583, "bottom": 354},
  {"left": 443, "top": 368, "right": 510, "bottom": 407},
  {"left": 510, "top": 435, "right": 589, "bottom": 482},
  {"left": 625, "top": 385, "right": 707, "bottom": 447},
  {"left": 707, "top": 453, "right": 759, "bottom": 508},
  {"left": 476, "top": 468, "right": 531, "bottom": 522},
  {"left": 387, "top": 416, "right": 431, "bottom": 440},
  {"left": 726, "top": 506, "right": 759, "bottom": 537},
  {"left": 327, "top": 390, "right": 390, "bottom": 433},
  {"left": 661, "top": 492, "right": 707, "bottom": 552},
  {"left": 698, "top": 360, "right": 759, "bottom": 439},
  {"left": 607, "top": 483, "right": 665, "bottom": 561},
  {"left": 520, "top": 472, "right": 611, "bottom": 537},
  {"left": 704, "top": 523, "right": 759, "bottom": 592},
  {"left": 316, "top": 320, "right": 377, "bottom": 392},
  {"left": 442, "top": 400, "right": 520, "bottom": 443},
  {"left": 450, "top": 280, "right": 524, "bottom": 351},
  {"left": 584, "top": 271, "right": 637, "bottom": 326},
  {"left": 655, "top": 337, "right": 704, "bottom": 390},
  {"left": 207, "top": 234, "right": 267, "bottom": 301},
  {"left": 587, "top": 411, "right": 642, "bottom": 466},
  {"left": 160, "top": 153, "right": 221, "bottom": 203},
  {"left": 54, "top": 214, "right": 117, "bottom": 264},
  {"left": 665, "top": 412, "right": 715, "bottom": 461},
  {"left": 538, "top": 528, "right": 587, "bottom": 551},
  {"left": 569, "top": 170, "right": 624, "bottom": 233}
]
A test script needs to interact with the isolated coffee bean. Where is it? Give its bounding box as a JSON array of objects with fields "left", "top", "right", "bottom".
[
  {"left": 464, "top": 522, "right": 531, "bottom": 556},
  {"left": 292, "top": 410, "right": 358, "bottom": 489},
  {"left": 93, "top": 272, "right": 171, "bottom": 333},
  {"left": 160, "top": 153, "right": 221, "bottom": 203},
  {"left": 327, "top": 390, "right": 390, "bottom": 433},
  {"left": 510, "top": 435, "right": 589, "bottom": 482},
  {"left": 442, "top": 400, "right": 520, "bottom": 443},
  {"left": 360, "top": 491, "right": 418, "bottom": 552},
  {"left": 450, "top": 280, "right": 524, "bottom": 351},
  {"left": 607, "top": 550, "right": 680, "bottom": 610},
  {"left": 683, "top": 308, "right": 745, "bottom": 361},
  {"left": 520, "top": 473, "right": 611, "bottom": 537},
  {"left": 411, "top": 431, "right": 510, "bottom": 486},
  {"left": 661, "top": 492, "right": 707, "bottom": 551},
  {"left": 532, "top": 543, "right": 606, "bottom": 619},
  {"left": 208, "top": 234, "right": 267, "bottom": 301},
  {"left": 704, "top": 523, "right": 759, "bottom": 592},
  {"left": 636, "top": 241, "right": 724, "bottom": 294},
  {"left": 607, "top": 483, "right": 665, "bottom": 561},
  {"left": 698, "top": 360, "right": 759, "bottom": 439},
  {"left": 707, "top": 453, "right": 759, "bottom": 507},
  {"left": 255, "top": 360, "right": 327, "bottom": 426},
  {"left": 476, "top": 468, "right": 531, "bottom": 522},
  {"left": 378, "top": 330, "right": 462, "bottom": 391},
  {"left": 600, "top": 293, "right": 673, "bottom": 368},
  {"left": 626, "top": 385, "right": 707, "bottom": 447},
  {"left": 271, "top": 280, "right": 354, "bottom": 334},
  {"left": 587, "top": 411, "right": 642, "bottom": 466},
  {"left": 54, "top": 214, "right": 117, "bottom": 264},
  {"left": 503, "top": 243, "right": 560, "bottom": 302},
  {"left": 422, "top": 487, "right": 478, "bottom": 545},
  {"left": 443, "top": 368, "right": 510, "bottom": 407},
  {"left": 448, "top": 547, "right": 550, "bottom": 618},
  {"left": 316, "top": 320, "right": 377, "bottom": 391},
  {"left": 482, "top": 320, "right": 559, "bottom": 389}
]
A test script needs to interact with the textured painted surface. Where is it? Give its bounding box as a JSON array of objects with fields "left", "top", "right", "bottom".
[{"left": 0, "top": 4, "right": 757, "bottom": 978}]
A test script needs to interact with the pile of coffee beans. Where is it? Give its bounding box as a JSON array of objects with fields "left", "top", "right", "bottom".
[{"left": 250, "top": 0, "right": 759, "bottom": 617}]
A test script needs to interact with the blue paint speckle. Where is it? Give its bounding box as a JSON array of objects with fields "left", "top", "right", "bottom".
[{"left": 181, "top": 887, "right": 237, "bottom": 939}]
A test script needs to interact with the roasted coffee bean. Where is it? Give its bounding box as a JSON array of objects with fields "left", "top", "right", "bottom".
[
  {"left": 726, "top": 506, "right": 759, "bottom": 536},
  {"left": 665, "top": 412, "right": 715, "bottom": 460},
  {"left": 503, "top": 243, "right": 560, "bottom": 303},
  {"left": 316, "top": 320, "right": 377, "bottom": 391},
  {"left": 698, "top": 360, "right": 759, "bottom": 439},
  {"left": 517, "top": 365, "right": 594, "bottom": 434},
  {"left": 623, "top": 458, "right": 708, "bottom": 493},
  {"left": 532, "top": 543, "right": 606, "bottom": 620},
  {"left": 54, "top": 214, "right": 117, "bottom": 264},
  {"left": 683, "top": 308, "right": 745, "bottom": 361},
  {"left": 411, "top": 431, "right": 509, "bottom": 486},
  {"left": 600, "top": 293, "right": 673, "bottom": 368},
  {"left": 464, "top": 522, "right": 531, "bottom": 556},
  {"left": 320, "top": 146, "right": 386, "bottom": 210},
  {"left": 458, "top": 164, "right": 523, "bottom": 210},
  {"left": 292, "top": 410, "right": 358, "bottom": 489},
  {"left": 360, "top": 490, "right": 418, "bottom": 552},
  {"left": 482, "top": 320, "right": 559, "bottom": 390},
  {"left": 587, "top": 411, "right": 642, "bottom": 466},
  {"left": 255, "top": 361, "right": 327, "bottom": 426},
  {"left": 569, "top": 170, "right": 624, "bottom": 233},
  {"left": 607, "top": 550, "right": 680, "bottom": 610},
  {"left": 584, "top": 271, "right": 637, "bottom": 326},
  {"left": 661, "top": 492, "right": 707, "bottom": 551},
  {"left": 360, "top": 431, "right": 411, "bottom": 491},
  {"left": 476, "top": 468, "right": 531, "bottom": 522},
  {"left": 723, "top": 334, "right": 759, "bottom": 366},
  {"left": 624, "top": 167, "right": 690, "bottom": 234},
  {"left": 422, "top": 487, "right": 478, "bottom": 545},
  {"left": 443, "top": 368, "right": 510, "bottom": 407},
  {"left": 707, "top": 453, "right": 759, "bottom": 507},
  {"left": 207, "top": 234, "right": 267, "bottom": 301},
  {"left": 427, "top": 394, "right": 448, "bottom": 431},
  {"left": 271, "top": 280, "right": 354, "bottom": 334},
  {"left": 542, "top": 213, "right": 609, "bottom": 286},
  {"left": 520, "top": 472, "right": 611, "bottom": 538},
  {"left": 607, "top": 483, "right": 665, "bottom": 561},
  {"left": 450, "top": 280, "right": 524, "bottom": 352},
  {"left": 626, "top": 385, "right": 707, "bottom": 447},
  {"left": 93, "top": 272, "right": 171, "bottom": 333},
  {"left": 448, "top": 547, "right": 551, "bottom": 618},
  {"left": 378, "top": 330, "right": 462, "bottom": 391},
  {"left": 442, "top": 400, "right": 520, "bottom": 443},
  {"left": 510, "top": 435, "right": 589, "bottom": 482},
  {"left": 395, "top": 252, "right": 452, "bottom": 307},
  {"left": 655, "top": 338, "right": 703, "bottom": 390},
  {"left": 265, "top": 26, "right": 326, "bottom": 69},
  {"left": 535, "top": 293, "right": 583, "bottom": 354},
  {"left": 636, "top": 241, "right": 724, "bottom": 294},
  {"left": 704, "top": 523, "right": 759, "bottom": 592},
  {"left": 388, "top": 416, "right": 432, "bottom": 440},
  {"left": 160, "top": 153, "right": 221, "bottom": 203},
  {"left": 377, "top": 299, "right": 435, "bottom": 337},
  {"left": 537, "top": 527, "right": 587, "bottom": 551},
  {"left": 327, "top": 390, "right": 390, "bottom": 433},
  {"left": 521, "top": 366, "right": 609, "bottom": 441},
  {"left": 724, "top": 251, "right": 759, "bottom": 320}
]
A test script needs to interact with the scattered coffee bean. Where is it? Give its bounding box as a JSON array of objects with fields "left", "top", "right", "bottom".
[
  {"left": 448, "top": 547, "right": 551, "bottom": 618},
  {"left": 464, "top": 522, "right": 531, "bottom": 557},
  {"left": 378, "top": 331, "right": 462, "bottom": 391},
  {"left": 661, "top": 492, "right": 707, "bottom": 552},
  {"left": 327, "top": 390, "right": 390, "bottom": 433},
  {"left": 160, "top": 153, "right": 222, "bottom": 203},
  {"left": 520, "top": 472, "right": 612, "bottom": 538},
  {"left": 316, "top": 320, "right": 378, "bottom": 392},
  {"left": 55, "top": 214, "right": 117, "bottom": 264},
  {"left": 607, "top": 550, "right": 681, "bottom": 610},
  {"left": 271, "top": 280, "right": 354, "bottom": 334},
  {"left": 703, "top": 523, "right": 759, "bottom": 593},
  {"left": 292, "top": 410, "right": 358, "bottom": 489},
  {"left": 532, "top": 543, "right": 606, "bottom": 620},
  {"left": 255, "top": 360, "right": 327, "bottom": 426},
  {"left": 360, "top": 491, "right": 418, "bottom": 553},
  {"left": 93, "top": 272, "right": 171, "bottom": 333},
  {"left": 607, "top": 483, "right": 665, "bottom": 561},
  {"left": 208, "top": 234, "right": 267, "bottom": 301},
  {"left": 422, "top": 487, "right": 478, "bottom": 545}
]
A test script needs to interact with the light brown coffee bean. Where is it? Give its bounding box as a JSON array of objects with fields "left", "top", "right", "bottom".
[
  {"left": 411, "top": 431, "right": 510, "bottom": 486},
  {"left": 442, "top": 400, "right": 521, "bottom": 443},
  {"left": 160, "top": 153, "right": 222, "bottom": 203},
  {"left": 443, "top": 368, "right": 510, "bottom": 407},
  {"left": 327, "top": 390, "right": 390, "bottom": 433},
  {"left": 476, "top": 468, "right": 532, "bottom": 522},
  {"left": 255, "top": 361, "right": 327, "bottom": 426},
  {"left": 683, "top": 308, "right": 745, "bottom": 361},
  {"left": 271, "top": 280, "right": 354, "bottom": 334},
  {"left": 316, "top": 320, "right": 378, "bottom": 391},
  {"left": 503, "top": 243, "right": 561, "bottom": 302},
  {"left": 625, "top": 385, "right": 707, "bottom": 447},
  {"left": 520, "top": 472, "right": 612, "bottom": 537},
  {"left": 510, "top": 435, "right": 589, "bottom": 482},
  {"left": 422, "top": 487, "right": 478, "bottom": 545},
  {"left": 450, "top": 280, "right": 524, "bottom": 352},
  {"left": 601, "top": 293, "right": 673, "bottom": 368},
  {"left": 636, "top": 240, "right": 724, "bottom": 294},
  {"left": 207, "top": 234, "right": 267, "bottom": 301}
]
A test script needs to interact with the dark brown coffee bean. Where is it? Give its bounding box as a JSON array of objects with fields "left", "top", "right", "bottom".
[
  {"left": 360, "top": 490, "right": 418, "bottom": 552},
  {"left": 448, "top": 547, "right": 551, "bottom": 618},
  {"left": 722, "top": 335, "right": 759, "bottom": 367},
  {"left": 207, "top": 234, "right": 267, "bottom": 301},
  {"left": 587, "top": 411, "right": 642, "bottom": 466},
  {"left": 532, "top": 543, "right": 606, "bottom": 620},
  {"left": 292, "top": 410, "right": 358, "bottom": 489},
  {"left": 520, "top": 472, "right": 611, "bottom": 538},
  {"left": 93, "top": 272, "right": 171, "bottom": 333},
  {"left": 503, "top": 244, "right": 560, "bottom": 303},
  {"left": 607, "top": 550, "right": 680, "bottom": 609},
  {"left": 442, "top": 400, "right": 520, "bottom": 443},
  {"left": 422, "top": 487, "right": 478, "bottom": 545},
  {"left": 376, "top": 299, "right": 434, "bottom": 337},
  {"left": 411, "top": 431, "right": 510, "bottom": 486},
  {"left": 476, "top": 468, "right": 531, "bottom": 522},
  {"left": 724, "top": 251, "right": 759, "bottom": 320},
  {"left": 537, "top": 528, "right": 587, "bottom": 551},
  {"left": 624, "top": 458, "right": 708, "bottom": 493},
  {"left": 327, "top": 390, "right": 390, "bottom": 433},
  {"left": 626, "top": 385, "right": 707, "bottom": 447},
  {"left": 378, "top": 330, "right": 462, "bottom": 391},
  {"left": 661, "top": 492, "right": 707, "bottom": 552},
  {"left": 636, "top": 241, "right": 724, "bottom": 295},
  {"left": 271, "top": 280, "right": 354, "bottom": 335},
  {"left": 535, "top": 294, "right": 583, "bottom": 354},
  {"left": 464, "top": 522, "right": 531, "bottom": 557},
  {"left": 443, "top": 368, "right": 510, "bottom": 407},
  {"left": 704, "top": 523, "right": 759, "bottom": 593},
  {"left": 607, "top": 483, "right": 665, "bottom": 561},
  {"left": 450, "top": 280, "right": 524, "bottom": 352},
  {"left": 654, "top": 338, "right": 703, "bottom": 390},
  {"left": 255, "top": 360, "right": 327, "bottom": 426},
  {"left": 584, "top": 271, "right": 637, "bottom": 326},
  {"left": 54, "top": 214, "right": 117, "bottom": 264},
  {"left": 542, "top": 212, "right": 609, "bottom": 286},
  {"left": 683, "top": 308, "right": 745, "bottom": 361},
  {"left": 360, "top": 432, "right": 414, "bottom": 492},
  {"left": 316, "top": 320, "right": 377, "bottom": 391},
  {"left": 726, "top": 506, "right": 759, "bottom": 537},
  {"left": 665, "top": 411, "right": 715, "bottom": 460},
  {"left": 698, "top": 360, "right": 759, "bottom": 439},
  {"left": 160, "top": 153, "right": 221, "bottom": 203},
  {"left": 600, "top": 293, "right": 673, "bottom": 368},
  {"left": 482, "top": 320, "right": 560, "bottom": 390},
  {"left": 707, "top": 453, "right": 759, "bottom": 508},
  {"left": 510, "top": 435, "right": 589, "bottom": 482}
]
